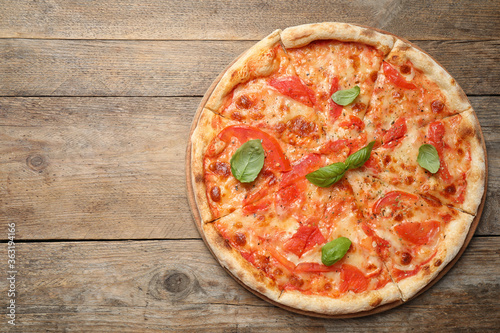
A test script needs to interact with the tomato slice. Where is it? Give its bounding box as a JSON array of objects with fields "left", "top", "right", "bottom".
[
  {"left": 268, "top": 76, "right": 316, "bottom": 107},
  {"left": 427, "top": 121, "right": 446, "bottom": 154},
  {"left": 427, "top": 121, "right": 453, "bottom": 183},
  {"left": 295, "top": 262, "right": 340, "bottom": 273},
  {"left": 242, "top": 199, "right": 271, "bottom": 215},
  {"left": 318, "top": 139, "right": 350, "bottom": 155},
  {"left": 267, "top": 246, "right": 296, "bottom": 272},
  {"left": 394, "top": 221, "right": 440, "bottom": 246},
  {"left": 383, "top": 61, "right": 417, "bottom": 90},
  {"left": 283, "top": 224, "right": 326, "bottom": 258},
  {"left": 329, "top": 76, "right": 343, "bottom": 121},
  {"left": 382, "top": 117, "right": 407, "bottom": 148},
  {"left": 372, "top": 191, "right": 419, "bottom": 215},
  {"left": 280, "top": 153, "right": 323, "bottom": 188},
  {"left": 338, "top": 115, "right": 365, "bottom": 131},
  {"left": 339, "top": 264, "right": 369, "bottom": 293},
  {"left": 218, "top": 125, "right": 291, "bottom": 171}
]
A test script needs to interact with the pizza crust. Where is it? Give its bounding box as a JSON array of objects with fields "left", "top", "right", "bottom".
[
  {"left": 281, "top": 22, "right": 395, "bottom": 54},
  {"left": 202, "top": 221, "right": 283, "bottom": 303},
  {"left": 278, "top": 282, "right": 402, "bottom": 316},
  {"left": 396, "top": 212, "right": 474, "bottom": 300},
  {"left": 457, "top": 110, "right": 487, "bottom": 215},
  {"left": 386, "top": 39, "right": 472, "bottom": 114},
  {"left": 205, "top": 29, "right": 282, "bottom": 113}
]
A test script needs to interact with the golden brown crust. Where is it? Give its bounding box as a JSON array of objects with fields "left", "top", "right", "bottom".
[
  {"left": 387, "top": 39, "right": 472, "bottom": 114},
  {"left": 281, "top": 22, "right": 395, "bottom": 54},
  {"left": 205, "top": 29, "right": 282, "bottom": 113},
  {"left": 455, "top": 110, "right": 486, "bottom": 215},
  {"left": 202, "top": 221, "right": 282, "bottom": 302},
  {"left": 278, "top": 283, "right": 401, "bottom": 315}
]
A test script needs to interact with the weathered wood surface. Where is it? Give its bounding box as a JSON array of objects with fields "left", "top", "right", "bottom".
[
  {"left": 1, "top": 0, "right": 499, "bottom": 40},
  {"left": 1, "top": 96, "right": 498, "bottom": 240},
  {"left": 1, "top": 39, "right": 499, "bottom": 97},
  {"left": 0, "top": 238, "right": 498, "bottom": 332}
]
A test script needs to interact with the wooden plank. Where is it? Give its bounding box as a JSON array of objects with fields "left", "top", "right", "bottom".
[
  {"left": 1, "top": 39, "right": 498, "bottom": 97},
  {"left": 0, "top": 97, "right": 201, "bottom": 240},
  {"left": 0, "top": 0, "right": 499, "bottom": 40},
  {"left": 0, "top": 96, "right": 498, "bottom": 240},
  {"left": 0, "top": 238, "right": 498, "bottom": 331}
]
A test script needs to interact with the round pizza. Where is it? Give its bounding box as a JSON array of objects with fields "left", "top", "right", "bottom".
[{"left": 188, "top": 22, "right": 486, "bottom": 316}]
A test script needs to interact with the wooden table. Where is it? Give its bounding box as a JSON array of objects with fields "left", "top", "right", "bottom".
[{"left": 1, "top": 1, "right": 499, "bottom": 331}]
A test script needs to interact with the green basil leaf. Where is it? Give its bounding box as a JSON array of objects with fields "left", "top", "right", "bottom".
[
  {"left": 345, "top": 141, "right": 376, "bottom": 170},
  {"left": 321, "top": 237, "right": 352, "bottom": 266},
  {"left": 417, "top": 144, "right": 440, "bottom": 174},
  {"left": 331, "top": 85, "right": 360, "bottom": 106},
  {"left": 305, "top": 162, "right": 347, "bottom": 187},
  {"left": 230, "top": 139, "right": 265, "bottom": 183}
]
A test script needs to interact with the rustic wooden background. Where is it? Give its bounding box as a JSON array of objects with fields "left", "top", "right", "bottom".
[{"left": 1, "top": 0, "right": 499, "bottom": 331}]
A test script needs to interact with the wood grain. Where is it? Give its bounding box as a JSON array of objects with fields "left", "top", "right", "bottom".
[
  {"left": 1, "top": 39, "right": 498, "bottom": 97},
  {"left": 1, "top": 0, "right": 499, "bottom": 40},
  {"left": 0, "top": 238, "right": 498, "bottom": 332},
  {"left": 1, "top": 96, "right": 498, "bottom": 240}
]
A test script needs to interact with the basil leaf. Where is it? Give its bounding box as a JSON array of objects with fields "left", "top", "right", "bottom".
[
  {"left": 305, "top": 162, "right": 347, "bottom": 187},
  {"left": 417, "top": 144, "right": 440, "bottom": 174},
  {"left": 345, "top": 141, "right": 376, "bottom": 170},
  {"left": 230, "top": 139, "right": 265, "bottom": 183},
  {"left": 321, "top": 237, "right": 352, "bottom": 266},
  {"left": 331, "top": 86, "right": 360, "bottom": 106}
]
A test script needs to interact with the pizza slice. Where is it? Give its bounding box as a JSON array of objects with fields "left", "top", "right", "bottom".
[
  {"left": 204, "top": 29, "right": 326, "bottom": 148},
  {"left": 361, "top": 110, "right": 485, "bottom": 215},
  {"left": 346, "top": 171, "right": 474, "bottom": 301},
  {"left": 204, "top": 175, "right": 401, "bottom": 315},
  {"left": 364, "top": 38, "right": 473, "bottom": 143},
  {"left": 281, "top": 23, "right": 394, "bottom": 140},
  {"left": 191, "top": 108, "right": 315, "bottom": 223}
]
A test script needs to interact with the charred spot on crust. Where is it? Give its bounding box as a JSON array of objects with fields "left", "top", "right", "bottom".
[
  {"left": 434, "top": 259, "right": 443, "bottom": 267},
  {"left": 370, "top": 297, "right": 383, "bottom": 308},
  {"left": 195, "top": 174, "right": 204, "bottom": 183},
  {"left": 459, "top": 123, "right": 475, "bottom": 139}
]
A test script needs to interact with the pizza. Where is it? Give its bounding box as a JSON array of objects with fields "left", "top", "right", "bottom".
[{"left": 188, "top": 22, "right": 486, "bottom": 316}]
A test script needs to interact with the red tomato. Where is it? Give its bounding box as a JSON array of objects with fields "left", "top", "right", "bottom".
[
  {"left": 283, "top": 224, "right": 326, "bottom": 258},
  {"left": 268, "top": 76, "right": 316, "bottom": 107},
  {"left": 427, "top": 121, "right": 446, "bottom": 154},
  {"left": 372, "top": 191, "right": 418, "bottom": 215},
  {"left": 295, "top": 262, "right": 340, "bottom": 273},
  {"left": 361, "top": 223, "right": 391, "bottom": 259},
  {"left": 242, "top": 199, "right": 271, "bottom": 215},
  {"left": 276, "top": 183, "right": 304, "bottom": 210},
  {"left": 268, "top": 246, "right": 296, "bottom": 272},
  {"left": 383, "top": 62, "right": 417, "bottom": 90},
  {"left": 319, "top": 139, "right": 350, "bottom": 155},
  {"left": 280, "top": 153, "right": 323, "bottom": 188},
  {"left": 339, "top": 115, "right": 365, "bottom": 131},
  {"left": 329, "top": 76, "right": 343, "bottom": 121},
  {"left": 218, "top": 125, "right": 291, "bottom": 171},
  {"left": 394, "top": 221, "right": 440, "bottom": 246},
  {"left": 427, "top": 121, "right": 453, "bottom": 183},
  {"left": 382, "top": 117, "right": 407, "bottom": 148},
  {"left": 339, "top": 264, "right": 369, "bottom": 293}
]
